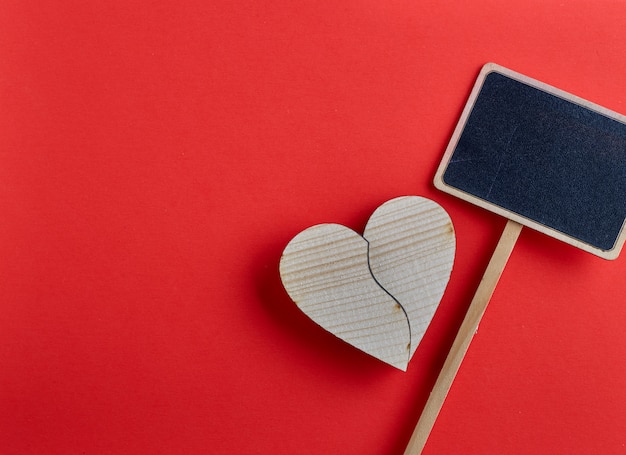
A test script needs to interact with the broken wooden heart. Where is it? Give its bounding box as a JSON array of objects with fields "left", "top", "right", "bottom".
[{"left": 279, "top": 196, "right": 455, "bottom": 371}]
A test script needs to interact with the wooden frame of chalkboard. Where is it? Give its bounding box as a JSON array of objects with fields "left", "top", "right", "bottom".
[{"left": 434, "top": 63, "right": 626, "bottom": 260}]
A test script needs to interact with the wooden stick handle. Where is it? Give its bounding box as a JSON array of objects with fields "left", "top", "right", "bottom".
[{"left": 403, "top": 219, "right": 523, "bottom": 454}]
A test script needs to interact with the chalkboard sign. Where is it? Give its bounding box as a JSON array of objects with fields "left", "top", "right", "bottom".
[
  {"left": 434, "top": 63, "right": 626, "bottom": 259},
  {"left": 408, "top": 64, "right": 626, "bottom": 455}
]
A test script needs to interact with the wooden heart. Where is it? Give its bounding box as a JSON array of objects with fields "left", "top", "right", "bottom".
[{"left": 279, "top": 196, "right": 455, "bottom": 371}]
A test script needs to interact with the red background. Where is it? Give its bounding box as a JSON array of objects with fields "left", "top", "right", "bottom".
[{"left": 1, "top": 1, "right": 625, "bottom": 454}]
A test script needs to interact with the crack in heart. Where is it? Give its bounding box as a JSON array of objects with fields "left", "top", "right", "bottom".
[
  {"left": 279, "top": 196, "right": 455, "bottom": 371},
  {"left": 365, "top": 240, "right": 413, "bottom": 358}
]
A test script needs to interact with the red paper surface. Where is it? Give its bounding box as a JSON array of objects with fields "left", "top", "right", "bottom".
[{"left": 1, "top": 1, "right": 625, "bottom": 454}]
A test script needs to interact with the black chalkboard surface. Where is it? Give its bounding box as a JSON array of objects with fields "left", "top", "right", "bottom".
[{"left": 435, "top": 63, "right": 626, "bottom": 259}]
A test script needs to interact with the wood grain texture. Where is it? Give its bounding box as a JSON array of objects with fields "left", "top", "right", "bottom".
[
  {"left": 403, "top": 220, "right": 523, "bottom": 454},
  {"left": 364, "top": 197, "right": 455, "bottom": 359},
  {"left": 280, "top": 223, "right": 412, "bottom": 370},
  {"left": 279, "top": 196, "right": 455, "bottom": 371}
]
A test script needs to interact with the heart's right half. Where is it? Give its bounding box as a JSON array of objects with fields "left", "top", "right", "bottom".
[{"left": 279, "top": 196, "right": 455, "bottom": 371}]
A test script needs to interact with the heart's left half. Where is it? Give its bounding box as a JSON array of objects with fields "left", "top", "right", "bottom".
[{"left": 279, "top": 223, "right": 411, "bottom": 370}]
